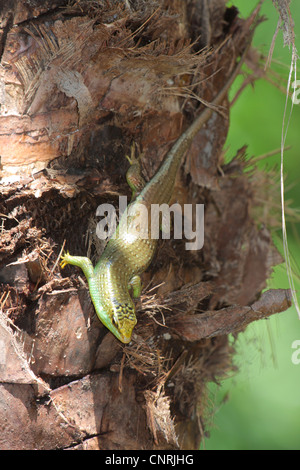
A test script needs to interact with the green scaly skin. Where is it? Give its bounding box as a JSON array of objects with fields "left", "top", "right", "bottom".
[{"left": 60, "top": 47, "right": 249, "bottom": 343}]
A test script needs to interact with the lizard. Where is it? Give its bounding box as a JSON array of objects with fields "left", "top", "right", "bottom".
[{"left": 60, "top": 45, "right": 249, "bottom": 343}]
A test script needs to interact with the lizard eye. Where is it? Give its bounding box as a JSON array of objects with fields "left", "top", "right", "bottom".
[{"left": 112, "top": 313, "right": 119, "bottom": 327}]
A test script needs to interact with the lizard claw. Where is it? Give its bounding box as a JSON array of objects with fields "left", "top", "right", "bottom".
[
  {"left": 125, "top": 143, "right": 145, "bottom": 198},
  {"left": 60, "top": 250, "right": 70, "bottom": 269},
  {"left": 125, "top": 142, "right": 144, "bottom": 165}
]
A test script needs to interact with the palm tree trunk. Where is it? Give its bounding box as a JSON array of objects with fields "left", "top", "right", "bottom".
[{"left": 0, "top": 0, "right": 290, "bottom": 450}]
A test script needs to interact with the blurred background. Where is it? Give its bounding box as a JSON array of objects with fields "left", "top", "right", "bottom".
[{"left": 203, "top": 0, "right": 300, "bottom": 450}]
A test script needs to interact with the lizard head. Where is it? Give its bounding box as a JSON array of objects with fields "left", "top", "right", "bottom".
[
  {"left": 112, "top": 302, "right": 137, "bottom": 344},
  {"left": 94, "top": 301, "right": 137, "bottom": 344},
  {"left": 115, "top": 317, "right": 137, "bottom": 344}
]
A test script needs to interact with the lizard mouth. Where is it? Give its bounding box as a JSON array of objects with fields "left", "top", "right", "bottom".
[
  {"left": 116, "top": 322, "right": 134, "bottom": 344},
  {"left": 120, "top": 334, "right": 132, "bottom": 344},
  {"left": 111, "top": 313, "right": 134, "bottom": 344}
]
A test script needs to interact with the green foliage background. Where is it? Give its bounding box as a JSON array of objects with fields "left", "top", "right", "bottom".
[{"left": 204, "top": 1, "right": 300, "bottom": 450}]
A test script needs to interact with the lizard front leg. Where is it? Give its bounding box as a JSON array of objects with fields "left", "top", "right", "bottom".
[
  {"left": 60, "top": 252, "right": 94, "bottom": 280},
  {"left": 128, "top": 274, "right": 142, "bottom": 299}
]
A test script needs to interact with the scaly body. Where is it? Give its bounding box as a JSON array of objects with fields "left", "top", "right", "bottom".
[{"left": 60, "top": 48, "right": 248, "bottom": 343}]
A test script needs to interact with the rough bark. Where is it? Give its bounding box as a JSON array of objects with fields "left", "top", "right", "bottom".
[{"left": 0, "top": 0, "right": 290, "bottom": 450}]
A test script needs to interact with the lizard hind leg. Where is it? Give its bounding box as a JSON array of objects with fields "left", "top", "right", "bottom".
[{"left": 125, "top": 143, "right": 146, "bottom": 200}]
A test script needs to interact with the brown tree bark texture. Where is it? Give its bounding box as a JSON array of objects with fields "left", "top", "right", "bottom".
[{"left": 0, "top": 0, "right": 291, "bottom": 450}]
